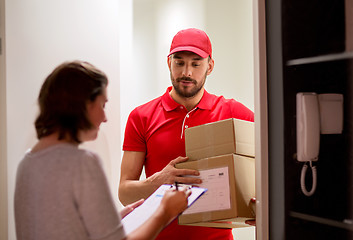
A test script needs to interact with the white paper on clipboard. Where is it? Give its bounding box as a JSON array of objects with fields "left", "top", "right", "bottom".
[{"left": 121, "top": 184, "right": 207, "bottom": 235}]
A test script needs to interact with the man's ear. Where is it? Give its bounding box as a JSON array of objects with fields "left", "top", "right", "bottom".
[
  {"left": 167, "top": 56, "right": 172, "bottom": 71},
  {"left": 207, "top": 58, "right": 215, "bottom": 75}
]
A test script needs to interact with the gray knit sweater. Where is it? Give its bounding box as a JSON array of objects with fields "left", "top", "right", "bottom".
[{"left": 14, "top": 144, "right": 126, "bottom": 240}]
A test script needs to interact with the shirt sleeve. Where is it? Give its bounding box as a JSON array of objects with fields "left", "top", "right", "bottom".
[
  {"left": 227, "top": 98, "right": 254, "bottom": 122},
  {"left": 73, "top": 152, "right": 126, "bottom": 240},
  {"left": 122, "top": 108, "right": 147, "bottom": 152}
]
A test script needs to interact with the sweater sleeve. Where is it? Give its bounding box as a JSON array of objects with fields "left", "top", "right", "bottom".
[{"left": 73, "top": 151, "right": 126, "bottom": 240}]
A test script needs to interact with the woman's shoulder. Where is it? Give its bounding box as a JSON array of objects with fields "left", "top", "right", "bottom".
[{"left": 24, "top": 143, "right": 100, "bottom": 165}]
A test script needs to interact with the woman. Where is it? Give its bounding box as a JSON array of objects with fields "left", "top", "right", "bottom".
[{"left": 14, "top": 61, "right": 190, "bottom": 240}]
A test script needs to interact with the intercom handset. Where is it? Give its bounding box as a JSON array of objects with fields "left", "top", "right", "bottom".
[
  {"left": 297, "top": 93, "right": 320, "bottom": 163},
  {"left": 296, "top": 93, "right": 319, "bottom": 196},
  {"left": 296, "top": 92, "right": 343, "bottom": 197}
]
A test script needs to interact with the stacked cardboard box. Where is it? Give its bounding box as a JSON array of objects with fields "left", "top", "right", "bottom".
[{"left": 175, "top": 118, "right": 255, "bottom": 228}]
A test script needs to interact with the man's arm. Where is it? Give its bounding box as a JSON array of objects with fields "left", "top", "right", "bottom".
[
  {"left": 119, "top": 151, "right": 202, "bottom": 206},
  {"left": 119, "top": 151, "right": 150, "bottom": 205}
]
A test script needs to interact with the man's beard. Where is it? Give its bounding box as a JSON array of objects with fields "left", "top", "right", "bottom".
[{"left": 171, "top": 73, "right": 207, "bottom": 98}]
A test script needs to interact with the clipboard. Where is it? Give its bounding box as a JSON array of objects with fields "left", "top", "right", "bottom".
[{"left": 121, "top": 184, "right": 207, "bottom": 235}]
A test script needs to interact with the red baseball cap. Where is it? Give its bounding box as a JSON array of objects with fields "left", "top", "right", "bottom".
[{"left": 168, "top": 28, "right": 212, "bottom": 58}]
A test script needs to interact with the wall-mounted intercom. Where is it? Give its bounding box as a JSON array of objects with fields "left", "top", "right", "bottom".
[{"left": 296, "top": 92, "right": 343, "bottom": 196}]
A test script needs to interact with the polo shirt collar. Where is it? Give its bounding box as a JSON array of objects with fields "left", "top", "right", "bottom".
[{"left": 161, "top": 86, "right": 214, "bottom": 111}]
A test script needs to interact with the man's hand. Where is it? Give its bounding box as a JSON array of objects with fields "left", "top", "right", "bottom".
[
  {"left": 147, "top": 156, "right": 202, "bottom": 186},
  {"left": 245, "top": 197, "right": 256, "bottom": 226},
  {"left": 119, "top": 153, "right": 201, "bottom": 206}
]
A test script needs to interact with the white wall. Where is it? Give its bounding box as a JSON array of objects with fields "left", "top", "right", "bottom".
[
  {"left": 3, "top": 1, "right": 121, "bottom": 239},
  {"left": 205, "top": 0, "right": 254, "bottom": 110}
]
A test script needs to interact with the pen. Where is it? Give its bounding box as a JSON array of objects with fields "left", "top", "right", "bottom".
[{"left": 175, "top": 182, "right": 179, "bottom": 190}]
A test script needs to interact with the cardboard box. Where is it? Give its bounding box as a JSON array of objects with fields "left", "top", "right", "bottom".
[
  {"left": 175, "top": 154, "right": 255, "bottom": 226},
  {"left": 181, "top": 217, "right": 254, "bottom": 229},
  {"left": 185, "top": 118, "right": 255, "bottom": 161}
]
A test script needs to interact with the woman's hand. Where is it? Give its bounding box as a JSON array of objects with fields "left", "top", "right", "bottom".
[
  {"left": 120, "top": 198, "right": 144, "bottom": 219},
  {"left": 159, "top": 187, "right": 191, "bottom": 223}
]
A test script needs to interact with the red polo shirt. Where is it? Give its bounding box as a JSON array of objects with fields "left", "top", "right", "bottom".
[{"left": 123, "top": 87, "right": 254, "bottom": 240}]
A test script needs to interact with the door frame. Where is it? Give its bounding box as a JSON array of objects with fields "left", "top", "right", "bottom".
[
  {"left": 0, "top": 0, "right": 8, "bottom": 239},
  {"left": 253, "top": 0, "right": 269, "bottom": 239}
]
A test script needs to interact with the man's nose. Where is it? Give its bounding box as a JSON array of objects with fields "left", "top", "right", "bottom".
[{"left": 182, "top": 65, "right": 192, "bottom": 77}]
